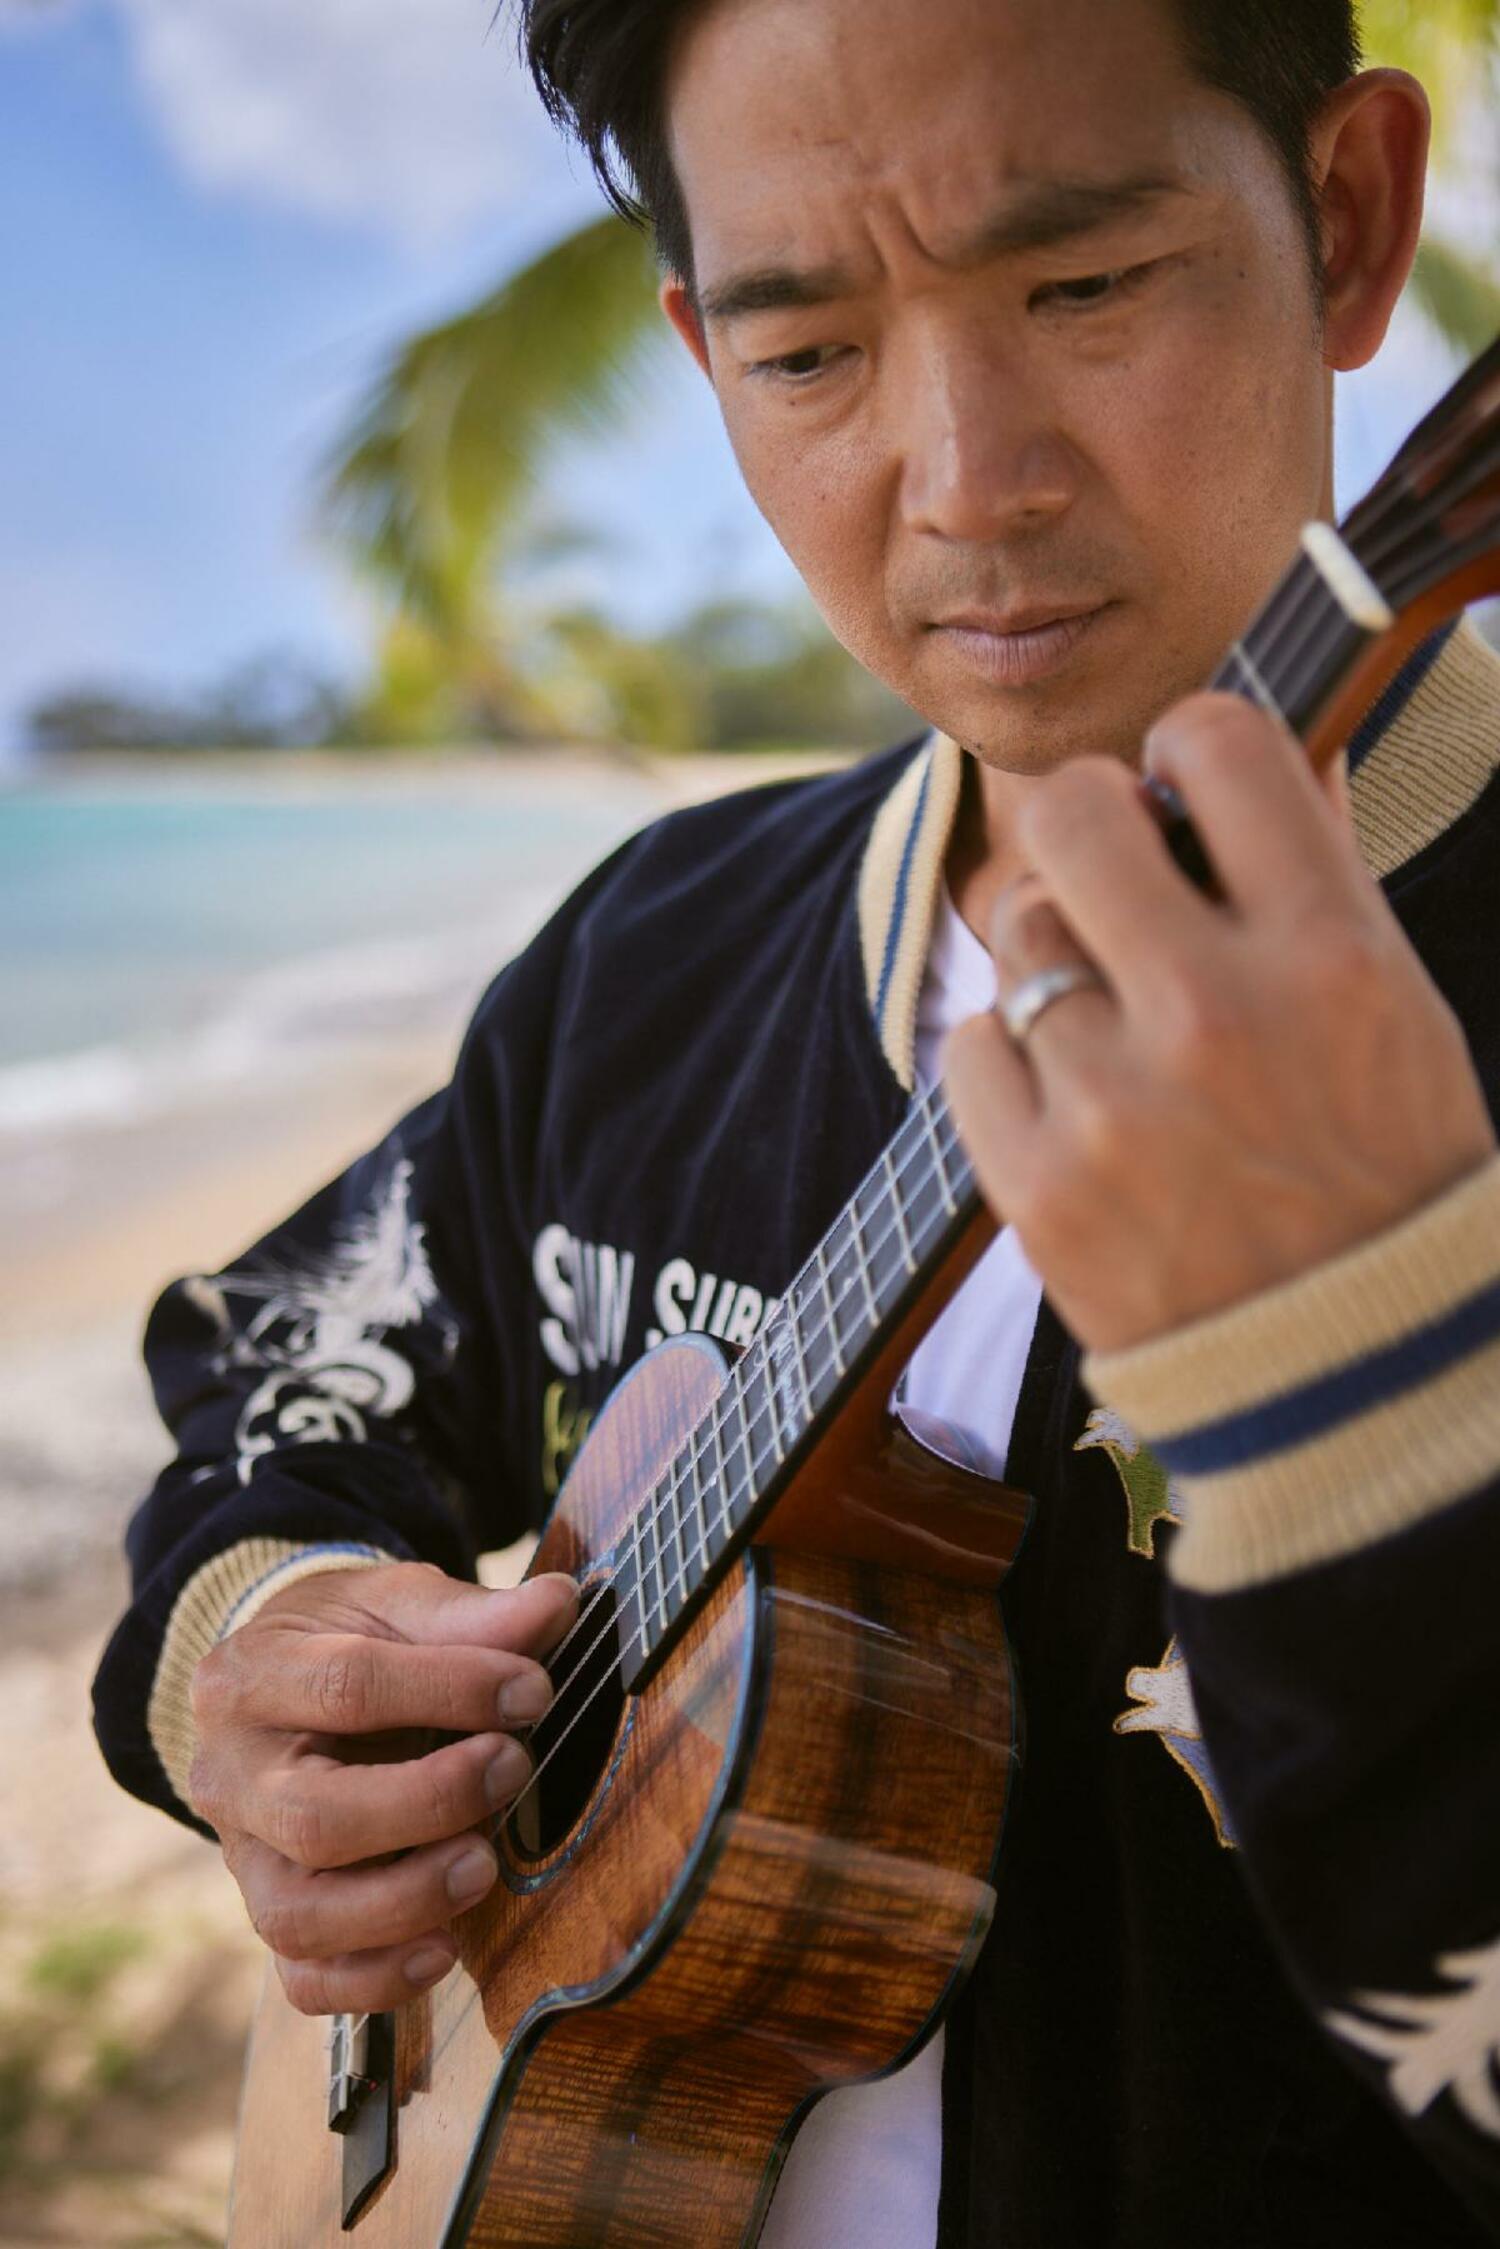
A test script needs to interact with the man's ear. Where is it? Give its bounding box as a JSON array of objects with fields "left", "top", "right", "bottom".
[
  {"left": 1308, "top": 67, "right": 1430, "bottom": 374},
  {"left": 659, "top": 276, "right": 713, "bottom": 379}
]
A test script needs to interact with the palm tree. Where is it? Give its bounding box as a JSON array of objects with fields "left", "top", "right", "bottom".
[
  {"left": 320, "top": 2, "right": 1499, "bottom": 722},
  {"left": 323, "top": 215, "right": 668, "bottom": 734},
  {"left": 1363, "top": 0, "right": 1500, "bottom": 346}
]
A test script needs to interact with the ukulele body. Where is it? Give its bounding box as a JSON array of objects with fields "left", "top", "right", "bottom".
[{"left": 229, "top": 1326, "right": 1027, "bottom": 2247}]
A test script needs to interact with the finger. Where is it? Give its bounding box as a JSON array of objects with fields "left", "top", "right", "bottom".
[
  {"left": 1016, "top": 757, "right": 1214, "bottom": 1005},
  {"left": 1144, "top": 693, "right": 1365, "bottom": 913},
  {"left": 229, "top": 1829, "right": 499, "bottom": 1962},
  {"left": 988, "top": 887, "right": 1114, "bottom": 1070},
  {"left": 246, "top": 1728, "right": 531, "bottom": 1870},
  {"left": 1318, "top": 745, "right": 1354, "bottom": 830},
  {"left": 987, "top": 875, "right": 1078, "bottom": 972},
  {"left": 942, "top": 1011, "right": 1042, "bottom": 1217},
  {"left": 232, "top": 1632, "right": 557, "bottom": 1738},
  {"left": 296, "top": 1562, "right": 581, "bottom": 1656},
  {"left": 276, "top": 1932, "right": 460, "bottom": 2017}
]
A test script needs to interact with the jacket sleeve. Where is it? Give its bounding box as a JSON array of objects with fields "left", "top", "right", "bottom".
[
  {"left": 1084, "top": 1153, "right": 1500, "bottom": 2236},
  {"left": 91, "top": 859, "right": 613, "bottom": 1838}
]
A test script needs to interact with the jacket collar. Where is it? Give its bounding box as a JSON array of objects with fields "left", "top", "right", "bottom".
[{"left": 858, "top": 619, "right": 1500, "bottom": 1091}]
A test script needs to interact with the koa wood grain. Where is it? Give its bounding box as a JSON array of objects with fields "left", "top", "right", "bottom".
[
  {"left": 228, "top": 329, "right": 1500, "bottom": 2244},
  {"left": 229, "top": 1321, "right": 1024, "bottom": 2246}
]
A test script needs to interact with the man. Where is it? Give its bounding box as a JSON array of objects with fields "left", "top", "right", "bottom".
[{"left": 93, "top": 0, "right": 1500, "bottom": 2241}]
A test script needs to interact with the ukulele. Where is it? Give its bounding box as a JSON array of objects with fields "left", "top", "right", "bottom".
[{"left": 228, "top": 332, "right": 1500, "bottom": 2247}]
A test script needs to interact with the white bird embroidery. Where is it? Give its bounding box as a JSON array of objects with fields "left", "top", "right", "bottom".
[{"left": 1326, "top": 1937, "right": 1500, "bottom": 2137}]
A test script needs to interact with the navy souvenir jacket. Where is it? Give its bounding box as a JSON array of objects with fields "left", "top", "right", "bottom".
[{"left": 94, "top": 619, "right": 1500, "bottom": 2246}]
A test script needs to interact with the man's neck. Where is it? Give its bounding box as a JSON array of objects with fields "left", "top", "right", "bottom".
[{"left": 944, "top": 754, "right": 1054, "bottom": 951}]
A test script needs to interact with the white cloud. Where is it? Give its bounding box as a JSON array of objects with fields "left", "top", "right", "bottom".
[{"left": 111, "top": 0, "right": 594, "bottom": 249}]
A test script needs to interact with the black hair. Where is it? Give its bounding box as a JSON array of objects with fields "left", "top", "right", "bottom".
[{"left": 514, "top": 0, "right": 1362, "bottom": 288}]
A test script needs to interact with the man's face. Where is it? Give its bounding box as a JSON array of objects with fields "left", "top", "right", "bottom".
[{"left": 664, "top": 0, "right": 1334, "bottom": 772}]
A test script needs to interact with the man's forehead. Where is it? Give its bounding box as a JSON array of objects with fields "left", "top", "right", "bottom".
[
  {"left": 697, "top": 172, "right": 1195, "bottom": 324},
  {"left": 666, "top": 0, "right": 1216, "bottom": 303}
]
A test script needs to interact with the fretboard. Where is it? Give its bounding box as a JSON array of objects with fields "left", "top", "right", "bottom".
[{"left": 617, "top": 529, "right": 1386, "bottom": 1695}]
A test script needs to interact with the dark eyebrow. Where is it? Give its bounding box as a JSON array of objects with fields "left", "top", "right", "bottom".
[{"left": 699, "top": 172, "right": 1188, "bottom": 324}]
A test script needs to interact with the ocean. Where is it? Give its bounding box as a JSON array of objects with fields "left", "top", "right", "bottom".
[{"left": 0, "top": 755, "right": 666, "bottom": 1138}]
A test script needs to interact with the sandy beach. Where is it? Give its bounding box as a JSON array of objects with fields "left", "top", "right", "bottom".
[{"left": 0, "top": 743, "right": 848, "bottom": 2246}]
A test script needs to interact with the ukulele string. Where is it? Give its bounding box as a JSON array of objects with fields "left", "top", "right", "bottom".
[
  {"left": 521, "top": 523, "right": 1408, "bottom": 1697},
  {"left": 529, "top": 1070, "right": 966, "bottom": 1693},
  {"left": 512, "top": 487, "right": 1451, "bottom": 1786},
  {"left": 499, "top": 1104, "right": 995, "bottom": 1832}
]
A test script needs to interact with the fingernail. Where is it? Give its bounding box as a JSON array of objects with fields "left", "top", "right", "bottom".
[
  {"left": 445, "top": 1845, "right": 496, "bottom": 1906},
  {"left": 499, "top": 1670, "right": 553, "bottom": 1724},
  {"left": 485, "top": 1742, "right": 531, "bottom": 1808},
  {"left": 405, "top": 1944, "right": 453, "bottom": 1989}
]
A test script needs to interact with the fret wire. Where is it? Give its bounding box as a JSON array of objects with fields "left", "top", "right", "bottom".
[
  {"left": 924, "top": 1101, "right": 959, "bottom": 1216},
  {"left": 681, "top": 1439, "right": 712, "bottom": 1592},
  {"left": 643, "top": 1468, "right": 667, "bottom": 1642},
  {"left": 632, "top": 1129, "right": 986, "bottom": 1662},
  {"left": 656, "top": 1485, "right": 681, "bottom": 1630},
  {"left": 702, "top": 1401, "right": 728, "bottom": 1563},
  {"left": 849, "top": 1195, "right": 881, "bottom": 1328},
  {"left": 789, "top": 1291, "right": 816, "bottom": 1427},
  {"left": 1216, "top": 571, "right": 1358, "bottom": 732},
  {"left": 629, "top": 486, "right": 1418, "bottom": 1633},
  {"left": 813, "top": 1237, "right": 847, "bottom": 1378},
  {"left": 550, "top": 440, "right": 1478, "bottom": 1677},
  {"left": 768, "top": 1310, "right": 806, "bottom": 1459},
  {"left": 756, "top": 1346, "right": 787, "bottom": 1466},
  {"left": 730, "top": 1374, "right": 757, "bottom": 1523},
  {"left": 1226, "top": 637, "right": 1285, "bottom": 721},
  {"left": 628, "top": 1508, "right": 649, "bottom": 1659},
  {"left": 882, "top": 1144, "right": 917, "bottom": 1277},
  {"left": 926, "top": 1124, "right": 962, "bottom": 1214},
  {"left": 665, "top": 1455, "right": 691, "bottom": 1605},
  {"left": 635, "top": 1083, "right": 982, "bottom": 1656}
]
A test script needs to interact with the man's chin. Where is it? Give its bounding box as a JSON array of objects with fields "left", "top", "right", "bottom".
[
  {"left": 906, "top": 642, "right": 1205, "bottom": 774},
  {"left": 914, "top": 685, "right": 1155, "bottom": 775}
]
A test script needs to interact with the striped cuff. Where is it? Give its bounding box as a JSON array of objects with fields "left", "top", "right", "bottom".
[
  {"left": 1083, "top": 1156, "right": 1500, "bottom": 1595},
  {"left": 147, "top": 1537, "right": 393, "bottom": 1815}
]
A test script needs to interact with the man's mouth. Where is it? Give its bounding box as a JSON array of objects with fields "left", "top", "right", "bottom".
[{"left": 927, "top": 600, "right": 1117, "bottom": 687}]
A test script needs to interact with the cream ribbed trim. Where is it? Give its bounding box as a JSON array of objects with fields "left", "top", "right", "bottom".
[
  {"left": 1161, "top": 1330, "right": 1500, "bottom": 1594},
  {"left": 1087, "top": 1157, "right": 1500, "bottom": 1430},
  {"left": 1086, "top": 1155, "right": 1500, "bottom": 1594},
  {"left": 847, "top": 621, "right": 1500, "bottom": 1078},
  {"left": 1352, "top": 619, "right": 1500, "bottom": 880},
  {"left": 857, "top": 733, "right": 963, "bottom": 1088},
  {"left": 147, "top": 1537, "right": 392, "bottom": 1815}
]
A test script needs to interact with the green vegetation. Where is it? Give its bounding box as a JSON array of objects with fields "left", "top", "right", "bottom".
[
  {"left": 19, "top": 2, "right": 1499, "bottom": 760},
  {"left": 27, "top": 1922, "right": 149, "bottom": 2007},
  {"left": 306, "top": 0, "right": 1499, "bottom": 753},
  {"left": 26, "top": 595, "right": 920, "bottom": 755},
  {"left": 0, "top": 1921, "right": 152, "bottom": 2186}
]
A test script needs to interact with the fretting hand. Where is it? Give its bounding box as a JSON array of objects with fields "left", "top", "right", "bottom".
[
  {"left": 943, "top": 692, "right": 1496, "bottom": 1356},
  {"left": 186, "top": 1561, "right": 578, "bottom": 2014}
]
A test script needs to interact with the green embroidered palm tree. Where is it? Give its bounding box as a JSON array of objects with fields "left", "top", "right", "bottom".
[{"left": 318, "top": 1, "right": 1499, "bottom": 722}]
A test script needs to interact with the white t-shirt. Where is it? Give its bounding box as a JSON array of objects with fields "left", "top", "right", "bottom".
[{"left": 757, "top": 890, "right": 1044, "bottom": 2248}]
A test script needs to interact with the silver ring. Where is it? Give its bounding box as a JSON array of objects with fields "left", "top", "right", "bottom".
[{"left": 999, "top": 962, "right": 1106, "bottom": 1045}]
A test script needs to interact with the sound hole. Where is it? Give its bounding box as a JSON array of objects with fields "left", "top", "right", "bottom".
[{"left": 504, "top": 1575, "right": 625, "bottom": 1861}]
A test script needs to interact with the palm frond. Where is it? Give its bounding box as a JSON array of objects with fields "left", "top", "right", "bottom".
[
  {"left": 1409, "top": 235, "right": 1500, "bottom": 353},
  {"left": 1358, "top": 0, "right": 1500, "bottom": 155},
  {"left": 318, "top": 214, "right": 665, "bottom": 634}
]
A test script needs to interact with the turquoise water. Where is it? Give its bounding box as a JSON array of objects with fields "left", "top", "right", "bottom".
[{"left": 0, "top": 767, "right": 655, "bottom": 1119}]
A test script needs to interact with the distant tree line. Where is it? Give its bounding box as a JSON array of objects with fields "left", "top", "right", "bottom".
[
  {"left": 24, "top": 598, "right": 920, "bottom": 756},
  {"left": 25, "top": 649, "right": 351, "bottom": 755}
]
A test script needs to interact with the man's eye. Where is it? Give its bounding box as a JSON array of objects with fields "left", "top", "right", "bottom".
[
  {"left": 1034, "top": 263, "right": 1153, "bottom": 311},
  {"left": 747, "top": 345, "right": 844, "bottom": 383}
]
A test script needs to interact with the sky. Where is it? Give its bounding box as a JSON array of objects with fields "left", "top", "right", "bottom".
[{"left": 0, "top": 0, "right": 1478, "bottom": 761}]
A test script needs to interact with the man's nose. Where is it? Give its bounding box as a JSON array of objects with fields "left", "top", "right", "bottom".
[{"left": 897, "top": 333, "right": 1077, "bottom": 543}]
